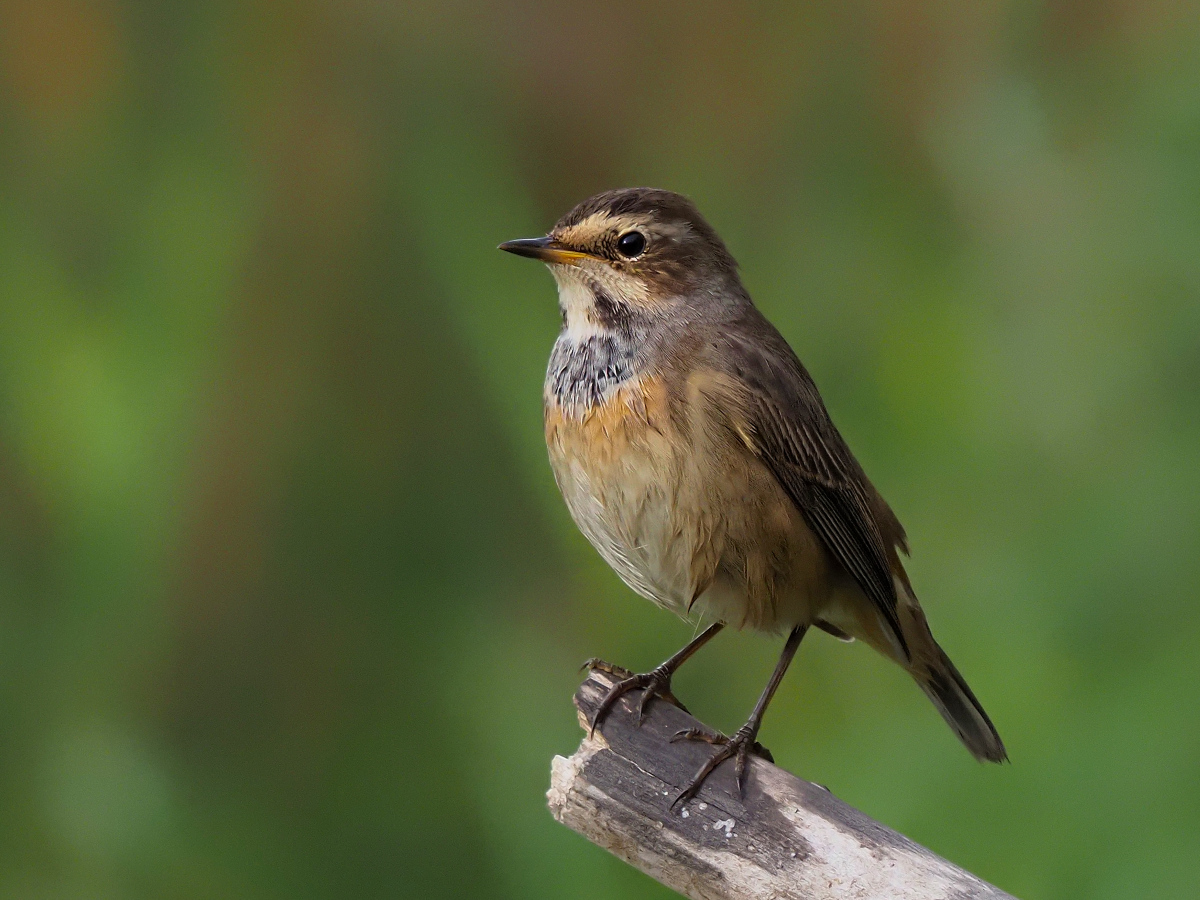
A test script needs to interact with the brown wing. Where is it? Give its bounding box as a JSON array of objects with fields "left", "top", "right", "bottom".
[{"left": 717, "top": 315, "right": 911, "bottom": 659}]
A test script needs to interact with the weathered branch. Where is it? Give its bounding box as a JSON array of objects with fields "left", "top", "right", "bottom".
[{"left": 548, "top": 667, "right": 1016, "bottom": 900}]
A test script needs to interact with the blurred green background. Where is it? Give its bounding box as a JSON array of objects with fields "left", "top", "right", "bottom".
[{"left": 1, "top": 1, "right": 1198, "bottom": 897}]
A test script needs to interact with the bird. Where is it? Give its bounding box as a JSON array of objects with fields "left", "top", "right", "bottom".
[{"left": 499, "top": 187, "right": 1006, "bottom": 805}]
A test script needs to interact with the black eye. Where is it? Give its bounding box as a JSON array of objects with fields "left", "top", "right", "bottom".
[{"left": 616, "top": 230, "right": 646, "bottom": 258}]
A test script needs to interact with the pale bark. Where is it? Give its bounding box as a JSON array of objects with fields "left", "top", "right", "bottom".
[{"left": 548, "top": 668, "right": 1016, "bottom": 900}]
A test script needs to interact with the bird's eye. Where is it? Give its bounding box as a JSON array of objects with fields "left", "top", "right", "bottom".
[{"left": 616, "top": 230, "right": 646, "bottom": 258}]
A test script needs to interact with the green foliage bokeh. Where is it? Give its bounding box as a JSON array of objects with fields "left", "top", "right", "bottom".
[{"left": 1, "top": 2, "right": 1198, "bottom": 898}]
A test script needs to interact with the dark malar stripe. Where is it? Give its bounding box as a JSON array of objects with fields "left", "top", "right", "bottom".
[{"left": 590, "top": 283, "right": 634, "bottom": 332}]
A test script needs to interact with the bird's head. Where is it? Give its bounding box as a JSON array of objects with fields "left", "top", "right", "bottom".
[{"left": 500, "top": 188, "right": 743, "bottom": 336}]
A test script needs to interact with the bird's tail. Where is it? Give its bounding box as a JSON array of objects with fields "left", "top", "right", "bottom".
[
  {"left": 911, "top": 639, "right": 1007, "bottom": 763},
  {"left": 823, "top": 579, "right": 1007, "bottom": 762}
]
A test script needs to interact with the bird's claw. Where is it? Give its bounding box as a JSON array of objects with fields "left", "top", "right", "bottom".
[
  {"left": 670, "top": 725, "right": 773, "bottom": 807},
  {"left": 580, "top": 657, "right": 632, "bottom": 678},
  {"left": 585, "top": 663, "right": 682, "bottom": 738},
  {"left": 671, "top": 726, "right": 726, "bottom": 745}
]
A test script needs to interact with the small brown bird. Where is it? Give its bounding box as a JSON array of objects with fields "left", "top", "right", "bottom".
[{"left": 501, "top": 188, "right": 1005, "bottom": 804}]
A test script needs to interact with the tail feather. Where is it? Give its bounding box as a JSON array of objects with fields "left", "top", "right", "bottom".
[
  {"left": 916, "top": 644, "right": 1007, "bottom": 763},
  {"left": 821, "top": 581, "right": 1007, "bottom": 762}
]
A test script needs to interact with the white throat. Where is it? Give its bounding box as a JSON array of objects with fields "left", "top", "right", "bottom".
[
  {"left": 550, "top": 263, "right": 652, "bottom": 342},
  {"left": 554, "top": 274, "right": 610, "bottom": 341}
]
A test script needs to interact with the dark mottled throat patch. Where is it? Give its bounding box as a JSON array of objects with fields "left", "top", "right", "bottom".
[{"left": 546, "top": 332, "right": 639, "bottom": 414}]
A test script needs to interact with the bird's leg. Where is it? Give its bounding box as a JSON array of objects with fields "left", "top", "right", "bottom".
[
  {"left": 671, "top": 624, "right": 808, "bottom": 806},
  {"left": 585, "top": 622, "right": 725, "bottom": 737}
]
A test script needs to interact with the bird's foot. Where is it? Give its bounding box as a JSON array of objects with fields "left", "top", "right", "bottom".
[
  {"left": 670, "top": 724, "right": 773, "bottom": 806},
  {"left": 582, "top": 659, "right": 689, "bottom": 738},
  {"left": 580, "top": 658, "right": 634, "bottom": 680}
]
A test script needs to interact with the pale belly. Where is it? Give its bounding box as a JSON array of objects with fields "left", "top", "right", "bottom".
[
  {"left": 551, "top": 442, "right": 695, "bottom": 613},
  {"left": 545, "top": 376, "right": 835, "bottom": 633}
]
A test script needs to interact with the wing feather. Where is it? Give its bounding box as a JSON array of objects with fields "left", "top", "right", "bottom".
[{"left": 717, "top": 321, "right": 910, "bottom": 657}]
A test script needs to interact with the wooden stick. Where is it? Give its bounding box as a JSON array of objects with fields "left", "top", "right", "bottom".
[{"left": 548, "top": 667, "right": 1016, "bottom": 900}]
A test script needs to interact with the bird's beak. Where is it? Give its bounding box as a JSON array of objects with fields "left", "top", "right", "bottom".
[{"left": 498, "top": 236, "right": 592, "bottom": 265}]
